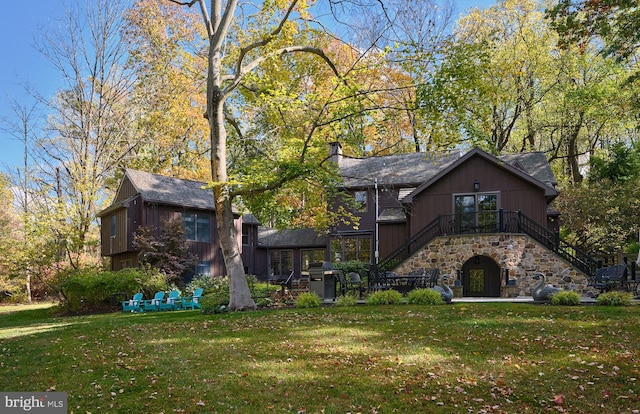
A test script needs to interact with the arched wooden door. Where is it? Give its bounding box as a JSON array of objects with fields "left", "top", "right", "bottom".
[{"left": 462, "top": 255, "right": 501, "bottom": 297}]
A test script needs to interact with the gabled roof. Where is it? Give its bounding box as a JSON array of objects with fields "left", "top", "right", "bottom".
[
  {"left": 258, "top": 227, "right": 328, "bottom": 248},
  {"left": 338, "top": 151, "right": 461, "bottom": 188},
  {"left": 402, "top": 148, "right": 559, "bottom": 203},
  {"left": 499, "top": 152, "right": 557, "bottom": 188},
  {"left": 123, "top": 169, "right": 216, "bottom": 210}
]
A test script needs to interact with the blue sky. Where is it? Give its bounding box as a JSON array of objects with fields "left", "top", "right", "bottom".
[{"left": 0, "top": 0, "right": 496, "bottom": 172}]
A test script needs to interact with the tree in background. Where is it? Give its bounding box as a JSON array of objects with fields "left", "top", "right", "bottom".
[
  {"left": 547, "top": 0, "right": 640, "bottom": 60},
  {"left": 124, "top": 0, "right": 211, "bottom": 181},
  {"left": 556, "top": 142, "right": 640, "bottom": 256},
  {"left": 31, "top": 0, "right": 139, "bottom": 267}
]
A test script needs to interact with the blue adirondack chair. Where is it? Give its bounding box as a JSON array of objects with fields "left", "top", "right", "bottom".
[
  {"left": 121, "top": 293, "right": 144, "bottom": 313},
  {"left": 159, "top": 290, "right": 181, "bottom": 311},
  {"left": 181, "top": 288, "right": 203, "bottom": 310},
  {"left": 143, "top": 291, "right": 165, "bottom": 312}
]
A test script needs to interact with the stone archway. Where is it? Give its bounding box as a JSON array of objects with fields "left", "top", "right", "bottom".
[{"left": 461, "top": 255, "right": 501, "bottom": 297}]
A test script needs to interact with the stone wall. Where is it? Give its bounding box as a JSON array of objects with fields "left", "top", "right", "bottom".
[{"left": 393, "top": 233, "right": 596, "bottom": 297}]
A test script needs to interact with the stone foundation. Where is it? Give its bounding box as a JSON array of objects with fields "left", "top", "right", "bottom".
[{"left": 393, "top": 233, "right": 596, "bottom": 297}]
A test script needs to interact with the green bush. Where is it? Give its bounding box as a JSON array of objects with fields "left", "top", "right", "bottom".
[
  {"left": 407, "top": 288, "right": 444, "bottom": 305},
  {"left": 199, "top": 293, "right": 230, "bottom": 314},
  {"left": 295, "top": 292, "right": 322, "bottom": 308},
  {"left": 550, "top": 290, "right": 581, "bottom": 306},
  {"left": 366, "top": 289, "right": 403, "bottom": 305},
  {"left": 335, "top": 293, "right": 359, "bottom": 307},
  {"left": 59, "top": 266, "right": 168, "bottom": 312},
  {"left": 596, "top": 291, "right": 634, "bottom": 306}
]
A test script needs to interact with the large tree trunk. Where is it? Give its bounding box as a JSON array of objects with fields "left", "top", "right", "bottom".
[{"left": 208, "top": 61, "right": 256, "bottom": 310}]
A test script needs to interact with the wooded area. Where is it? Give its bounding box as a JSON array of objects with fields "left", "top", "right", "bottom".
[{"left": 0, "top": 0, "right": 638, "bottom": 308}]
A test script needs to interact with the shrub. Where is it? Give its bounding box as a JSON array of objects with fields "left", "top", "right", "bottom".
[
  {"left": 335, "top": 293, "right": 359, "bottom": 307},
  {"left": 550, "top": 290, "right": 581, "bottom": 306},
  {"left": 295, "top": 292, "right": 322, "bottom": 308},
  {"left": 333, "top": 261, "right": 369, "bottom": 282},
  {"left": 407, "top": 288, "right": 444, "bottom": 305},
  {"left": 59, "top": 266, "right": 168, "bottom": 313},
  {"left": 366, "top": 289, "right": 403, "bottom": 305},
  {"left": 596, "top": 291, "right": 634, "bottom": 306},
  {"left": 199, "top": 292, "right": 230, "bottom": 314}
]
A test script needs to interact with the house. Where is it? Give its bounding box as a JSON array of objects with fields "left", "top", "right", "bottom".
[
  {"left": 253, "top": 227, "right": 329, "bottom": 283},
  {"left": 97, "top": 169, "right": 258, "bottom": 279},
  {"left": 330, "top": 143, "right": 594, "bottom": 297},
  {"left": 99, "top": 146, "right": 596, "bottom": 296}
]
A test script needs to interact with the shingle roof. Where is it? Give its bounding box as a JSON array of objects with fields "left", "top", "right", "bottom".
[
  {"left": 258, "top": 227, "right": 328, "bottom": 248},
  {"left": 124, "top": 169, "right": 216, "bottom": 210},
  {"left": 338, "top": 149, "right": 558, "bottom": 191},
  {"left": 498, "top": 152, "right": 557, "bottom": 187},
  {"left": 338, "top": 151, "right": 461, "bottom": 188}
]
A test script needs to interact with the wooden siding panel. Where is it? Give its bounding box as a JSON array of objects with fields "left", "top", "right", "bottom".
[
  {"left": 378, "top": 222, "right": 407, "bottom": 259},
  {"left": 409, "top": 156, "right": 549, "bottom": 235},
  {"left": 115, "top": 176, "right": 137, "bottom": 203}
]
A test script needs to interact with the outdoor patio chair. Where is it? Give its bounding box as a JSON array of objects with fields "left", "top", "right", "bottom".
[
  {"left": 347, "top": 272, "right": 366, "bottom": 298},
  {"left": 143, "top": 291, "right": 165, "bottom": 312},
  {"left": 121, "top": 292, "right": 144, "bottom": 313},
  {"left": 181, "top": 288, "right": 203, "bottom": 310},
  {"left": 159, "top": 290, "right": 181, "bottom": 311}
]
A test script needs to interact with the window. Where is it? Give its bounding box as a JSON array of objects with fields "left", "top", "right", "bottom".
[
  {"left": 110, "top": 215, "right": 117, "bottom": 238},
  {"left": 301, "top": 249, "right": 325, "bottom": 270},
  {"left": 331, "top": 237, "right": 371, "bottom": 263},
  {"left": 453, "top": 193, "right": 499, "bottom": 232},
  {"left": 181, "top": 212, "right": 211, "bottom": 242},
  {"left": 195, "top": 261, "right": 211, "bottom": 277},
  {"left": 269, "top": 250, "right": 293, "bottom": 277},
  {"left": 354, "top": 191, "right": 367, "bottom": 212},
  {"left": 242, "top": 224, "right": 250, "bottom": 246}
]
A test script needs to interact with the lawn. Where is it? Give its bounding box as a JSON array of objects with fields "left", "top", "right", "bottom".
[{"left": 0, "top": 302, "right": 638, "bottom": 413}]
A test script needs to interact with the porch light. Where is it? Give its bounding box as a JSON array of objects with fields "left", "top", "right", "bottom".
[{"left": 473, "top": 179, "right": 480, "bottom": 191}]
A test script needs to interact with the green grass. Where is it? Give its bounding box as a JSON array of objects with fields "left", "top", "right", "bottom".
[{"left": 1, "top": 303, "right": 639, "bottom": 413}]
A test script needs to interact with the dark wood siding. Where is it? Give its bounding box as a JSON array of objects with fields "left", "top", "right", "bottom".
[
  {"left": 100, "top": 208, "right": 128, "bottom": 256},
  {"left": 333, "top": 186, "right": 403, "bottom": 234},
  {"left": 114, "top": 176, "right": 137, "bottom": 203},
  {"left": 378, "top": 222, "right": 407, "bottom": 258},
  {"left": 109, "top": 251, "right": 139, "bottom": 271},
  {"left": 409, "top": 156, "right": 548, "bottom": 235}
]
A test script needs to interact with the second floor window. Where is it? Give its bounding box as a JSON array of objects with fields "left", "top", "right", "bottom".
[
  {"left": 354, "top": 191, "right": 367, "bottom": 212},
  {"left": 182, "top": 212, "right": 211, "bottom": 242},
  {"left": 110, "top": 215, "right": 117, "bottom": 238}
]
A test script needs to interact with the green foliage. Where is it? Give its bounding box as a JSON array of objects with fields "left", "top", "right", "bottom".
[
  {"left": 407, "top": 288, "right": 444, "bottom": 305},
  {"left": 197, "top": 276, "right": 230, "bottom": 314},
  {"left": 199, "top": 293, "right": 230, "bottom": 314},
  {"left": 335, "top": 293, "right": 359, "bottom": 307},
  {"left": 596, "top": 291, "right": 634, "bottom": 306},
  {"left": 589, "top": 142, "right": 640, "bottom": 183},
  {"left": 58, "top": 267, "right": 168, "bottom": 313},
  {"left": 556, "top": 178, "right": 640, "bottom": 254},
  {"left": 547, "top": 0, "right": 640, "bottom": 59},
  {"left": 550, "top": 290, "right": 581, "bottom": 306},
  {"left": 333, "top": 261, "right": 369, "bottom": 280},
  {"left": 366, "top": 289, "right": 404, "bottom": 305},
  {"left": 295, "top": 292, "right": 322, "bottom": 308}
]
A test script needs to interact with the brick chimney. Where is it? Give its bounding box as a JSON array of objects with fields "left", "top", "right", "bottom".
[{"left": 329, "top": 142, "right": 342, "bottom": 164}]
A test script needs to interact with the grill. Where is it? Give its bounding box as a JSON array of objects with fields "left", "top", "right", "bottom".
[{"left": 308, "top": 261, "right": 340, "bottom": 300}]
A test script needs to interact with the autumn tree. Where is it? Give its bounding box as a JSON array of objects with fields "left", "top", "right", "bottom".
[
  {"left": 30, "top": 0, "right": 140, "bottom": 266},
  {"left": 547, "top": 0, "right": 640, "bottom": 60},
  {"left": 124, "top": 0, "right": 211, "bottom": 181},
  {"left": 162, "top": 0, "right": 419, "bottom": 310}
]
